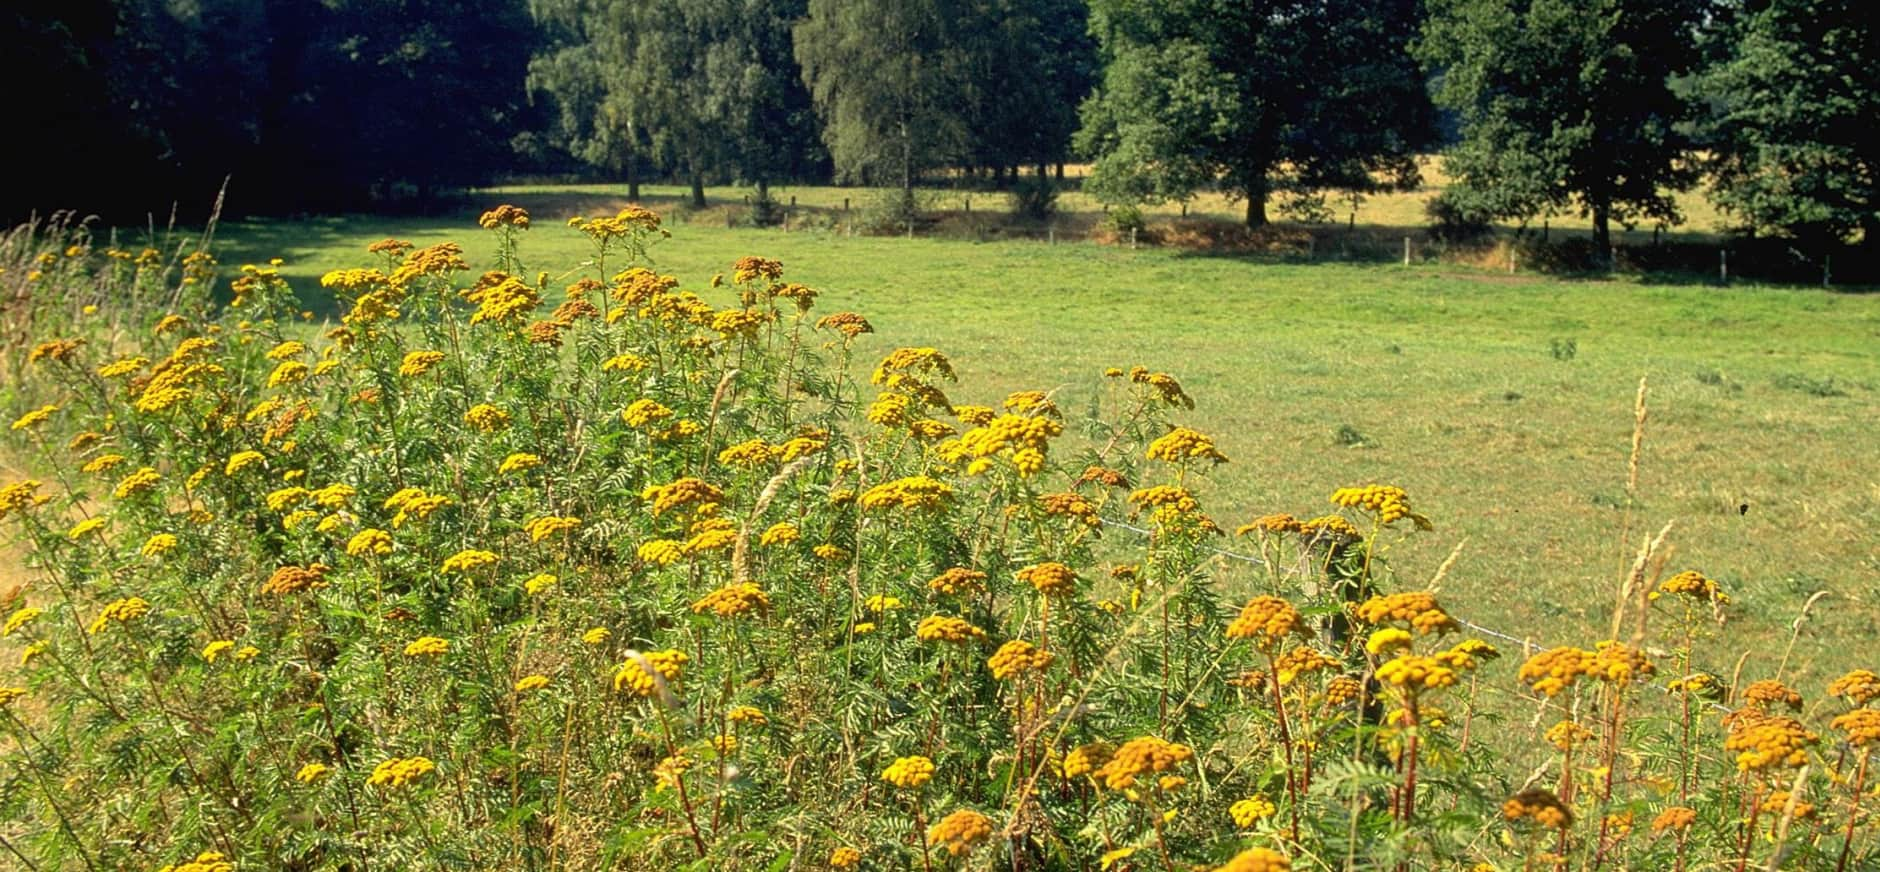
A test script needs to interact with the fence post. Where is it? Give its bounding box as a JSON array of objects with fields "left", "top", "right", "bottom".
[
  {"left": 1048, "top": 226, "right": 1055, "bottom": 246},
  {"left": 1509, "top": 248, "right": 1517, "bottom": 274},
  {"left": 1823, "top": 254, "right": 1831, "bottom": 288},
  {"left": 843, "top": 197, "right": 851, "bottom": 238},
  {"left": 964, "top": 196, "right": 971, "bottom": 214},
  {"left": 1403, "top": 236, "right": 1411, "bottom": 266},
  {"left": 1720, "top": 249, "right": 1728, "bottom": 285}
]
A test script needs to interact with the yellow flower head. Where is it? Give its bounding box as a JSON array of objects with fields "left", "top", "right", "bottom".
[
  {"left": 915, "top": 615, "right": 986, "bottom": 644},
  {"left": 1652, "top": 569, "right": 1729, "bottom": 604},
  {"left": 367, "top": 756, "right": 435, "bottom": 788},
  {"left": 1502, "top": 789, "right": 1573, "bottom": 830},
  {"left": 88, "top": 596, "right": 150, "bottom": 633},
  {"left": 499, "top": 452, "right": 542, "bottom": 475},
  {"left": 463, "top": 403, "right": 511, "bottom": 432},
  {"left": 1145, "top": 426, "right": 1228, "bottom": 465},
  {"left": 515, "top": 674, "right": 551, "bottom": 694},
  {"left": 1215, "top": 847, "right": 1291, "bottom": 872},
  {"left": 403, "top": 636, "right": 450, "bottom": 658},
  {"left": 346, "top": 528, "right": 393, "bottom": 557},
  {"left": 1016, "top": 562, "right": 1077, "bottom": 597},
  {"left": 691, "top": 582, "right": 771, "bottom": 618},
  {"left": 882, "top": 755, "right": 936, "bottom": 789},
  {"left": 4, "top": 607, "right": 44, "bottom": 637},
  {"left": 10, "top": 404, "right": 58, "bottom": 432},
  {"left": 613, "top": 648, "right": 688, "bottom": 697},
  {"left": 524, "top": 515, "right": 581, "bottom": 543},
  {"left": 1092, "top": 736, "right": 1193, "bottom": 791},
  {"left": 987, "top": 640, "right": 1055, "bottom": 680},
  {"left": 1226, "top": 596, "right": 1306, "bottom": 650},
  {"left": 441, "top": 549, "right": 499, "bottom": 573},
  {"left": 927, "top": 809, "right": 993, "bottom": 857}
]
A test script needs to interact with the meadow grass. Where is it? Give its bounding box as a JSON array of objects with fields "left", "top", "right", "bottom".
[{"left": 211, "top": 198, "right": 1880, "bottom": 692}]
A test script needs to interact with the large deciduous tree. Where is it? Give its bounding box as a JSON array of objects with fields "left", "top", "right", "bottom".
[
  {"left": 531, "top": 0, "right": 815, "bottom": 207},
  {"left": 1420, "top": 0, "right": 1709, "bottom": 256},
  {"left": 794, "top": 0, "right": 972, "bottom": 208},
  {"left": 1701, "top": 0, "right": 1879, "bottom": 255},
  {"left": 1076, "top": 0, "right": 1435, "bottom": 227}
]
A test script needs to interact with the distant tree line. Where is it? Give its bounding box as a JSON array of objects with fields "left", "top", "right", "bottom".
[{"left": 7, "top": 0, "right": 1875, "bottom": 262}]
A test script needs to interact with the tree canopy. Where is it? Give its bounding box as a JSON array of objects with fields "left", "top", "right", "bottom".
[
  {"left": 1701, "top": 0, "right": 1879, "bottom": 253},
  {"left": 1419, "top": 0, "right": 1710, "bottom": 254},
  {"left": 1076, "top": 0, "right": 1435, "bottom": 227}
]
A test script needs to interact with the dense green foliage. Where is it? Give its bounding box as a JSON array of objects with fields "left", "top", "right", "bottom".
[
  {"left": 7, "top": 0, "right": 537, "bottom": 216},
  {"left": 1701, "top": 0, "right": 1880, "bottom": 258},
  {"left": 1419, "top": 0, "right": 1709, "bottom": 255},
  {"left": 1077, "top": 0, "right": 1434, "bottom": 227},
  {"left": 8, "top": 0, "right": 1880, "bottom": 263}
]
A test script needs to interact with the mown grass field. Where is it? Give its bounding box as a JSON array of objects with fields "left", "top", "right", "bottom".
[{"left": 211, "top": 194, "right": 1880, "bottom": 692}]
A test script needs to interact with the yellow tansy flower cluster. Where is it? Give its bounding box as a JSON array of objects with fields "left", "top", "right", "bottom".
[
  {"left": 524, "top": 515, "right": 581, "bottom": 542},
  {"left": 1215, "top": 847, "right": 1291, "bottom": 872},
  {"left": 857, "top": 475, "right": 953, "bottom": 511},
  {"left": 614, "top": 649, "right": 688, "bottom": 697},
  {"left": 927, "top": 809, "right": 992, "bottom": 856},
  {"left": 1827, "top": 669, "right": 1880, "bottom": 705},
  {"left": 463, "top": 403, "right": 511, "bottom": 432},
  {"left": 691, "top": 582, "right": 771, "bottom": 618},
  {"left": 1229, "top": 796, "right": 1277, "bottom": 827},
  {"left": 641, "top": 477, "right": 724, "bottom": 515},
  {"left": 156, "top": 850, "right": 235, "bottom": 872},
  {"left": 1016, "top": 561, "right": 1077, "bottom": 596},
  {"left": 1724, "top": 712, "right": 1816, "bottom": 772},
  {"left": 1652, "top": 569, "right": 1730, "bottom": 604},
  {"left": 1376, "top": 653, "right": 1458, "bottom": 691},
  {"left": 915, "top": 615, "right": 986, "bottom": 644},
  {"left": 929, "top": 567, "right": 987, "bottom": 596},
  {"left": 367, "top": 756, "right": 436, "bottom": 788},
  {"left": 403, "top": 636, "right": 450, "bottom": 657},
  {"left": 399, "top": 350, "right": 445, "bottom": 377},
  {"left": 88, "top": 596, "right": 150, "bottom": 633},
  {"left": 1093, "top": 736, "right": 1193, "bottom": 791},
  {"left": 1330, "top": 484, "right": 1426, "bottom": 527},
  {"left": 261, "top": 563, "right": 330, "bottom": 595},
  {"left": 441, "top": 549, "right": 499, "bottom": 573},
  {"left": 1518, "top": 647, "right": 1595, "bottom": 697},
  {"left": 1226, "top": 596, "right": 1306, "bottom": 650},
  {"left": 1503, "top": 789, "right": 1573, "bottom": 829},
  {"left": 1145, "top": 426, "right": 1228, "bottom": 464},
  {"left": 881, "top": 755, "right": 935, "bottom": 788},
  {"left": 987, "top": 640, "right": 1054, "bottom": 680},
  {"left": 1354, "top": 591, "right": 1457, "bottom": 635}
]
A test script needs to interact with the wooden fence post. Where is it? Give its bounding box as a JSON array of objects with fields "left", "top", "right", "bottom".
[
  {"left": 1403, "top": 236, "right": 1411, "bottom": 266},
  {"left": 1720, "top": 249, "right": 1728, "bottom": 285}
]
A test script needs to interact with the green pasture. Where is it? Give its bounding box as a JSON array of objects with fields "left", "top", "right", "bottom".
[{"left": 213, "top": 196, "right": 1879, "bottom": 691}]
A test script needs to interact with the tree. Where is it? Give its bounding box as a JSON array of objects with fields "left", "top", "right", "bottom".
[
  {"left": 1076, "top": 0, "right": 1435, "bottom": 227},
  {"left": 794, "top": 0, "right": 971, "bottom": 208},
  {"left": 1420, "top": 0, "right": 1710, "bottom": 257},
  {"left": 531, "top": 0, "right": 816, "bottom": 207},
  {"left": 1701, "top": 0, "right": 1879, "bottom": 255},
  {"left": 958, "top": 0, "right": 1097, "bottom": 182}
]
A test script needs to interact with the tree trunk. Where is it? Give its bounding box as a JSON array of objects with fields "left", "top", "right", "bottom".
[
  {"left": 1245, "top": 184, "right": 1269, "bottom": 227},
  {"left": 1055, "top": 162, "right": 1065, "bottom": 181},
  {"left": 689, "top": 170, "right": 706, "bottom": 209},
  {"left": 1591, "top": 201, "right": 1613, "bottom": 269},
  {"left": 900, "top": 118, "right": 915, "bottom": 217},
  {"left": 626, "top": 156, "right": 640, "bottom": 201}
]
